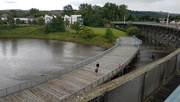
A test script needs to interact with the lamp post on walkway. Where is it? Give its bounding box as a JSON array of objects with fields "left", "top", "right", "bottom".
[
  {"left": 166, "top": 13, "right": 169, "bottom": 26},
  {"left": 124, "top": 16, "right": 126, "bottom": 24}
]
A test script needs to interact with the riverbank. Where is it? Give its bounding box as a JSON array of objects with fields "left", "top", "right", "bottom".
[{"left": 0, "top": 25, "right": 127, "bottom": 48}]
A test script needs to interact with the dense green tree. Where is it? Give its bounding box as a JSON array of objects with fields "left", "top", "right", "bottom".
[
  {"left": 7, "top": 16, "right": 15, "bottom": 25},
  {"left": 45, "top": 16, "right": 65, "bottom": 33},
  {"left": 126, "top": 27, "right": 140, "bottom": 36},
  {"left": 127, "top": 14, "right": 137, "bottom": 21},
  {"left": 119, "top": 4, "right": 128, "bottom": 20},
  {"left": 29, "top": 8, "right": 39, "bottom": 14},
  {"left": 102, "top": 2, "right": 118, "bottom": 21},
  {"left": 64, "top": 18, "right": 70, "bottom": 27},
  {"left": 63, "top": 4, "right": 74, "bottom": 16},
  {"left": 126, "top": 22, "right": 134, "bottom": 29},
  {"left": 7, "top": 16, "right": 16, "bottom": 29},
  {"left": 105, "top": 27, "right": 114, "bottom": 42},
  {"left": 38, "top": 17, "right": 45, "bottom": 26},
  {"left": 155, "top": 17, "right": 160, "bottom": 23},
  {"left": 71, "top": 21, "right": 81, "bottom": 33},
  {"left": 80, "top": 27, "right": 96, "bottom": 39},
  {"left": 79, "top": 3, "right": 93, "bottom": 26},
  {"left": 0, "top": 19, "right": 4, "bottom": 24},
  {"left": 139, "top": 15, "right": 151, "bottom": 21},
  {"left": 28, "top": 20, "right": 32, "bottom": 25},
  {"left": 32, "top": 19, "right": 37, "bottom": 25},
  {"left": 15, "top": 18, "right": 21, "bottom": 24}
]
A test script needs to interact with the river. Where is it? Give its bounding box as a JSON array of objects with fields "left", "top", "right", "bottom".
[{"left": 0, "top": 39, "right": 106, "bottom": 89}]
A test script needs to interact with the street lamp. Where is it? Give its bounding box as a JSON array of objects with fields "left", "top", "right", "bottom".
[{"left": 166, "top": 13, "right": 169, "bottom": 26}]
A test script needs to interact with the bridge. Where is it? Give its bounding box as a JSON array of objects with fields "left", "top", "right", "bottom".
[
  {"left": 0, "top": 22, "right": 180, "bottom": 102},
  {"left": 140, "top": 46, "right": 170, "bottom": 53},
  {"left": 71, "top": 22, "right": 180, "bottom": 102},
  {"left": 0, "top": 37, "right": 140, "bottom": 102}
]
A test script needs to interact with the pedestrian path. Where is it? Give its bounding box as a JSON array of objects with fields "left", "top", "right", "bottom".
[{"left": 1, "top": 37, "right": 139, "bottom": 102}]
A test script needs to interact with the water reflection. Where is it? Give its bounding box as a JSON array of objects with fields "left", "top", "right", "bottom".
[
  {"left": 11, "top": 39, "right": 18, "bottom": 56},
  {"left": 0, "top": 39, "right": 105, "bottom": 89}
]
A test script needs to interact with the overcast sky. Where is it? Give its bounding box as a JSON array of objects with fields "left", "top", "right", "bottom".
[{"left": 0, "top": 0, "right": 180, "bottom": 14}]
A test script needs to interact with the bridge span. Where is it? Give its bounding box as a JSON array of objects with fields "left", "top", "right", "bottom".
[
  {"left": 73, "top": 22, "right": 180, "bottom": 102},
  {"left": 0, "top": 37, "right": 140, "bottom": 102}
]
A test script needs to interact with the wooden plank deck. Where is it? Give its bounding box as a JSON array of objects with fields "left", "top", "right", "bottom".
[{"left": 1, "top": 37, "right": 139, "bottom": 102}]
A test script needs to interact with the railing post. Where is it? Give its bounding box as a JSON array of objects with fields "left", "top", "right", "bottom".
[
  {"left": 175, "top": 54, "right": 180, "bottom": 72},
  {"left": 162, "top": 61, "right": 168, "bottom": 84},
  {"left": 141, "top": 72, "right": 148, "bottom": 102}
]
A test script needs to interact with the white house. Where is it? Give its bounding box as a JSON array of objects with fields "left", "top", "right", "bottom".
[
  {"left": 14, "top": 18, "right": 33, "bottom": 24},
  {"left": 64, "top": 15, "right": 71, "bottom": 22},
  {"left": 45, "top": 14, "right": 56, "bottom": 24},
  {"left": 71, "top": 15, "right": 83, "bottom": 25},
  {"left": 0, "top": 14, "right": 8, "bottom": 20}
]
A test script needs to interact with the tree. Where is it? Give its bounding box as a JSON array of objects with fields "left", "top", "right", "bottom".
[
  {"left": 7, "top": 16, "right": 16, "bottom": 29},
  {"left": 104, "top": 27, "right": 114, "bottom": 42},
  {"left": 80, "top": 27, "right": 96, "bottom": 39},
  {"left": 0, "top": 18, "right": 4, "bottom": 24},
  {"left": 126, "top": 27, "right": 140, "bottom": 36},
  {"left": 15, "top": 18, "right": 21, "bottom": 24},
  {"left": 79, "top": 3, "right": 93, "bottom": 26},
  {"left": 64, "top": 18, "right": 70, "bottom": 27},
  {"left": 119, "top": 4, "right": 128, "bottom": 20},
  {"left": 63, "top": 5, "right": 74, "bottom": 16},
  {"left": 38, "top": 17, "right": 45, "bottom": 26},
  {"left": 102, "top": 2, "right": 118, "bottom": 21},
  {"left": 127, "top": 14, "right": 137, "bottom": 21},
  {"left": 7, "top": 16, "right": 15, "bottom": 25},
  {"left": 29, "top": 8, "right": 39, "bottom": 14},
  {"left": 28, "top": 20, "right": 32, "bottom": 25},
  {"left": 155, "top": 17, "right": 160, "bottom": 23},
  {"left": 32, "top": 19, "right": 37, "bottom": 25},
  {"left": 45, "top": 16, "right": 65, "bottom": 33},
  {"left": 71, "top": 21, "right": 81, "bottom": 33},
  {"left": 126, "top": 22, "right": 134, "bottom": 29}
]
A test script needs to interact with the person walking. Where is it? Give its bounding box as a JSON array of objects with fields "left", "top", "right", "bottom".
[{"left": 95, "top": 62, "right": 100, "bottom": 75}]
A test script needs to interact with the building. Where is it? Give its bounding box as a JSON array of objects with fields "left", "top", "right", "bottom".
[
  {"left": 0, "top": 14, "right": 8, "bottom": 20},
  {"left": 71, "top": 15, "right": 83, "bottom": 25},
  {"left": 64, "top": 15, "right": 71, "bottom": 27},
  {"left": 14, "top": 18, "right": 33, "bottom": 24},
  {"left": 44, "top": 14, "right": 83, "bottom": 25},
  {"left": 44, "top": 14, "right": 56, "bottom": 24}
]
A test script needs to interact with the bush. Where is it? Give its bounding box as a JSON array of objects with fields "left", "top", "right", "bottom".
[
  {"left": 126, "top": 22, "right": 134, "bottom": 30},
  {"left": 44, "top": 16, "right": 65, "bottom": 33},
  {"left": 126, "top": 27, "right": 140, "bottom": 36},
  {"left": 115, "top": 27, "right": 126, "bottom": 32},
  {"left": 71, "top": 21, "right": 81, "bottom": 34},
  {"left": 0, "top": 24, "right": 16, "bottom": 30},
  {"left": 104, "top": 28, "right": 114, "bottom": 42},
  {"left": 80, "top": 27, "right": 96, "bottom": 39}
]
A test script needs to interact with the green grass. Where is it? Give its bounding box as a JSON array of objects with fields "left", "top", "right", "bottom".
[
  {"left": 87, "top": 27, "right": 127, "bottom": 37},
  {"left": 0, "top": 26, "right": 127, "bottom": 48}
]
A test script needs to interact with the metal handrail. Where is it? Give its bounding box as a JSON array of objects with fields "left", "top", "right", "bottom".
[
  {"left": 0, "top": 39, "right": 121, "bottom": 98},
  {"left": 60, "top": 42, "right": 140, "bottom": 102}
]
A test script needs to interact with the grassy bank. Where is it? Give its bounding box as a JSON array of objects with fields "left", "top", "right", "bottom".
[{"left": 0, "top": 26, "right": 127, "bottom": 48}]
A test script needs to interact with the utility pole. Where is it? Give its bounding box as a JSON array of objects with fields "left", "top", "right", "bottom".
[
  {"left": 166, "top": 13, "right": 169, "bottom": 26},
  {"left": 124, "top": 16, "right": 126, "bottom": 24}
]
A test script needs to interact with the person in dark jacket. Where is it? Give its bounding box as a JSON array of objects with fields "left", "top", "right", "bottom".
[{"left": 95, "top": 62, "right": 100, "bottom": 74}]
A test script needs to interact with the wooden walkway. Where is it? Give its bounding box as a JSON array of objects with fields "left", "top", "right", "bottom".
[{"left": 0, "top": 37, "right": 138, "bottom": 102}]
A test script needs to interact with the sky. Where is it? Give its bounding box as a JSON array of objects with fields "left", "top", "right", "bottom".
[{"left": 0, "top": 0, "right": 180, "bottom": 14}]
